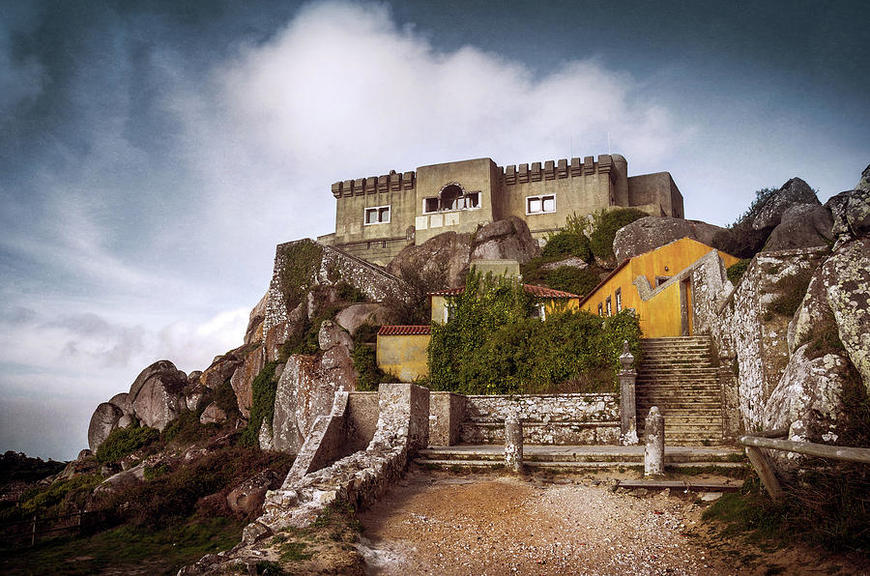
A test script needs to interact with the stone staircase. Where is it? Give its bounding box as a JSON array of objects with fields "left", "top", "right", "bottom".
[
  {"left": 636, "top": 336, "right": 724, "bottom": 445},
  {"left": 415, "top": 445, "right": 745, "bottom": 471}
]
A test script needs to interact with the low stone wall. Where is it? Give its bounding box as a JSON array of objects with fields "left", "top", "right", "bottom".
[
  {"left": 346, "top": 391, "right": 379, "bottom": 452},
  {"left": 459, "top": 393, "right": 620, "bottom": 445},
  {"left": 241, "top": 384, "right": 429, "bottom": 548},
  {"left": 429, "top": 391, "right": 466, "bottom": 446}
]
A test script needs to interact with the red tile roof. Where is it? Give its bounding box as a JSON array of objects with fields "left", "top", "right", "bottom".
[
  {"left": 427, "top": 284, "right": 581, "bottom": 299},
  {"left": 378, "top": 325, "right": 432, "bottom": 336}
]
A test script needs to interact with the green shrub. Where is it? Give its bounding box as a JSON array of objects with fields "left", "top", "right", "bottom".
[
  {"left": 96, "top": 425, "right": 160, "bottom": 465},
  {"left": 335, "top": 281, "right": 367, "bottom": 303},
  {"left": 276, "top": 240, "right": 323, "bottom": 311},
  {"left": 162, "top": 408, "right": 214, "bottom": 446},
  {"left": 352, "top": 343, "right": 390, "bottom": 392},
  {"left": 588, "top": 208, "right": 647, "bottom": 262},
  {"left": 541, "top": 229, "right": 592, "bottom": 261},
  {"left": 239, "top": 362, "right": 279, "bottom": 448},
  {"left": 543, "top": 265, "right": 601, "bottom": 297},
  {"left": 726, "top": 259, "right": 750, "bottom": 284},
  {"left": 428, "top": 273, "right": 641, "bottom": 394},
  {"left": 20, "top": 474, "right": 102, "bottom": 515},
  {"left": 213, "top": 378, "right": 239, "bottom": 415}
]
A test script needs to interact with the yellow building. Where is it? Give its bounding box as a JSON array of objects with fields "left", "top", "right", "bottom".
[
  {"left": 579, "top": 237, "right": 740, "bottom": 337},
  {"left": 376, "top": 325, "right": 431, "bottom": 382}
]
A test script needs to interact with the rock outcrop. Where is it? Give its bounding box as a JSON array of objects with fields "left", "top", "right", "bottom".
[
  {"left": 87, "top": 402, "right": 124, "bottom": 452},
  {"left": 763, "top": 203, "right": 833, "bottom": 251},
  {"left": 271, "top": 321, "right": 357, "bottom": 454},
  {"left": 226, "top": 469, "right": 281, "bottom": 516},
  {"left": 129, "top": 360, "right": 188, "bottom": 431},
  {"left": 751, "top": 177, "right": 820, "bottom": 231},
  {"left": 388, "top": 217, "right": 540, "bottom": 288},
  {"left": 230, "top": 346, "right": 266, "bottom": 419},
  {"left": 335, "top": 303, "right": 391, "bottom": 337},
  {"left": 612, "top": 217, "right": 726, "bottom": 262},
  {"left": 826, "top": 187, "right": 870, "bottom": 247}
]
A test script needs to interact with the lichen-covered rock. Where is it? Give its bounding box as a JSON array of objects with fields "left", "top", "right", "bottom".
[
  {"left": 335, "top": 303, "right": 390, "bottom": 336},
  {"left": 818, "top": 237, "right": 870, "bottom": 388},
  {"left": 108, "top": 392, "right": 134, "bottom": 416},
  {"left": 199, "top": 402, "right": 227, "bottom": 425},
  {"left": 752, "top": 177, "right": 820, "bottom": 231},
  {"left": 129, "top": 360, "right": 188, "bottom": 431},
  {"left": 388, "top": 230, "right": 474, "bottom": 288},
  {"left": 825, "top": 187, "right": 870, "bottom": 246},
  {"left": 183, "top": 382, "right": 208, "bottom": 412},
  {"left": 227, "top": 469, "right": 280, "bottom": 516},
  {"left": 470, "top": 217, "right": 540, "bottom": 263},
  {"left": 199, "top": 347, "right": 246, "bottom": 390},
  {"left": 271, "top": 323, "right": 357, "bottom": 454},
  {"left": 763, "top": 345, "right": 856, "bottom": 474},
  {"left": 764, "top": 203, "right": 833, "bottom": 251},
  {"left": 539, "top": 256, "right": 589, "bottom": 272},
  {"left": 230, "top": 345, "right": 266, "bottom": 419},
  {"left": 857, "top": 164, "right": 870, "bottom": 192},
  {"left": 612, "top": 217, "right": 726, "bottom": 262},
  {"left": 244, "top": 293, "right": 268, "bottom": 345},
  {"left": 87, "top": 402, "right": 123, "bottom": 452}
]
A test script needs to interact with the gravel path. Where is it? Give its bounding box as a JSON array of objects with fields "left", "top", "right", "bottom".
[{"left": 358, "top": 469, "right": 737, "bottom": 576}]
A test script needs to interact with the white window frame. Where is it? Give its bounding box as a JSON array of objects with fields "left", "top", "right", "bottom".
[
  {"left": 423, "top": 189, "right": 482, "bottom": 214},
  {"left": 606, "top": 296, "right": 612, "bottom": 317},
  {"left": 423, "top": 197, "right": 440, "bottom": 214},
  {"left": 364, "top": 204, "right": 391, "bottom": 225},
  {"left": 525, "top": 194, "right": 556, "bottom": 215},
  {"left": 615, "top": 288, "right": 622, "bottom": 313}
]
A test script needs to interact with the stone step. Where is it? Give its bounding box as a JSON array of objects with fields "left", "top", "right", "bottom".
[
  {"left": 415, "top": 459, "right": 747, "bottom": 471},
  {"left": 417, "top": 446, "right": 742, "bottom": 464}
]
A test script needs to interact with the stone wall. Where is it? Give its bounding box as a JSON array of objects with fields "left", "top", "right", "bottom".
[
  {"left": 345, "top": 391, "right": 379, "bottom": 453},
  {"left": 459, "top": 393, "right": 620, "bottom": 445},
  {"left": 428, "top": 391, "right": 466, "bottom": 446}
]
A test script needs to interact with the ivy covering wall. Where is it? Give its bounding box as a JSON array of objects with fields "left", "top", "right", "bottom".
[{"left": 428, "top": 273, "right": 642, "bottom": 395}]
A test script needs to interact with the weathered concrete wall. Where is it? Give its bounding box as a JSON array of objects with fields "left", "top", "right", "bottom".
[
  {"left": 283, "top": 392, "right": 351, "bottom": 486},
  {"left": 460, "top": 393, "right": 620, "bottom": 445},
  {"left": 428, "top": 391, "right": 466, "bottom": 446}
]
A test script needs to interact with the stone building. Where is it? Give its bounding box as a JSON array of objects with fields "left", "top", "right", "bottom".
[{"left": 317, "top": 153, "right": 684, "bottom": 265}]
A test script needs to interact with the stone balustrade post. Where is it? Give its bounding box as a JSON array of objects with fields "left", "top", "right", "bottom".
[
  {"left": 504, "top": 415, "right": 523, "bottom": 473},
  {"left": 644, "top": 406, "right": 665, "bottom": 477},
  {"left": 618, "top": 340, "right": 638, "bottom": 445}
]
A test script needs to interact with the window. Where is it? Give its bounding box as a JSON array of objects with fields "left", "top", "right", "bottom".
[
  {"left": 530, "top": 303, "right": 547, "bottom": 321},
  {"left": 606, "top": 296, "right": 612, "bottom": 317},
  {"left": 526, "top": 194, "right": 556, "bottom": 214},
  {"left": 655, "top": 276, "right": 671, "bottom": 287},
  {"left": 598, "top": 303, "right": 603, "bottom": 316},
  {"left": 423, "top": 186, "right": 481, "bottom": 213},
  {"left": 364, "top": 205, "right": 390, "bottom": 225},
  {"left": 615, "top": 288, "right": 622, "bottom": 312},
  {"left": 424, "top": 197, "right": 439, "bottom": 213}
]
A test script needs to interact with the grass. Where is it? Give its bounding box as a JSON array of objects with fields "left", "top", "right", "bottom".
[{"left": 0, "top": 517, "right": 243, "bottom": 576}]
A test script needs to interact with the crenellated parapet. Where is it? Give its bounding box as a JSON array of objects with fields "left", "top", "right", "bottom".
[
  {"left": 501, "top": 154, "right": 619, "bottom": 185},
  {"left": 331, "top": 169, "right": 416, "bottom": 198}
]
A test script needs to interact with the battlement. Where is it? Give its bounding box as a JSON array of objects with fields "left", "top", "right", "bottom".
[
  {"left": 331, "top": 169, "right": 416, "bottom": 198},
  {"left": 500, "top": 154, "right": 622, "bottom": 185}
]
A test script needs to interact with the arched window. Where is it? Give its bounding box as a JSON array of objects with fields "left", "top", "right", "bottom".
[{"left": 422, "top": 183, "right": 481, "bottom": 213}]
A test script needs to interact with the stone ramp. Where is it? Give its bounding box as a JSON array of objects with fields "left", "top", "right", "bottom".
[
  {"left": 416, "top": 444, "right": 746, "bottom": 471},
  {"left": 636, "top": 336, "right": 725, "bottom": 445}
]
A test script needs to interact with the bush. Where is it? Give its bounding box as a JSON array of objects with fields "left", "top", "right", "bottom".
[
  {"left": 352, "top": 343, "right": 390, "bottom": 392},
  {"left": 96, "top": 425, "right": 160, "bottom": 465},
  {"left": 428, "top": 274, "right": 641, "bottom": 394},
  {"left": 726, "top": 259, "right": 750, "bottom": 284},
  {"left": 769, "top": 267, "right": 814, "bottom": 318},
  {"left": 276, "top": 241, "right": 323, "bottom": 311},
  {"left": 239, "top": 362, "right": 279, "bottom": 448},
  {"left": 213, "top": 378, "right": 239, "bottom": 415},
  {"left": 335, "top": 281, "right": 367, "bottom": 303},
  {"left": 543, "top": 266, "right": 602, "bottom": 297},
  {"left": 588, "top": 208, "right": 647, "bottom": 262},
  {"left": 541, "top": 229, "right": 592, "bottom": 261}
]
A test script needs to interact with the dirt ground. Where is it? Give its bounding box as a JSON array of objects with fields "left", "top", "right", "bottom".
[{"left": 357, "top": 467, "right": 868, "bottom": 576}]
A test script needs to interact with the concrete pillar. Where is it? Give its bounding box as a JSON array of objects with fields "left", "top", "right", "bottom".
[
  {"left": 619, "top": 340, "right": 638, "bottom": 445},
  {"left": 644, "top": 406, "right": 665, "bottom": 477},
  {"left": 504, "top": 415, "right": 523, "bottom": 473}
]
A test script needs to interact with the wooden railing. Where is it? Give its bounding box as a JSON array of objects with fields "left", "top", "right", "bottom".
[{"left": 739, "top": 435, "right": 870, "bottom": 502}]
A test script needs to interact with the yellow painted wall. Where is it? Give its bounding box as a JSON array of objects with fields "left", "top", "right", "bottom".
[
  {"left": 581, "top": 238, "right": 740, "bottom": 337},
  {"left": 543, "top": 298, "right": 580, "bottom": 316},
  {"left": 376, "top": 335, "right": 430, "bottom": 382}
]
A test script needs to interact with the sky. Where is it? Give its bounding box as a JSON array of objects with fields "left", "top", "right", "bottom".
[{"left": 1, "top": 0, "right": 867, "bottom": 461}]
